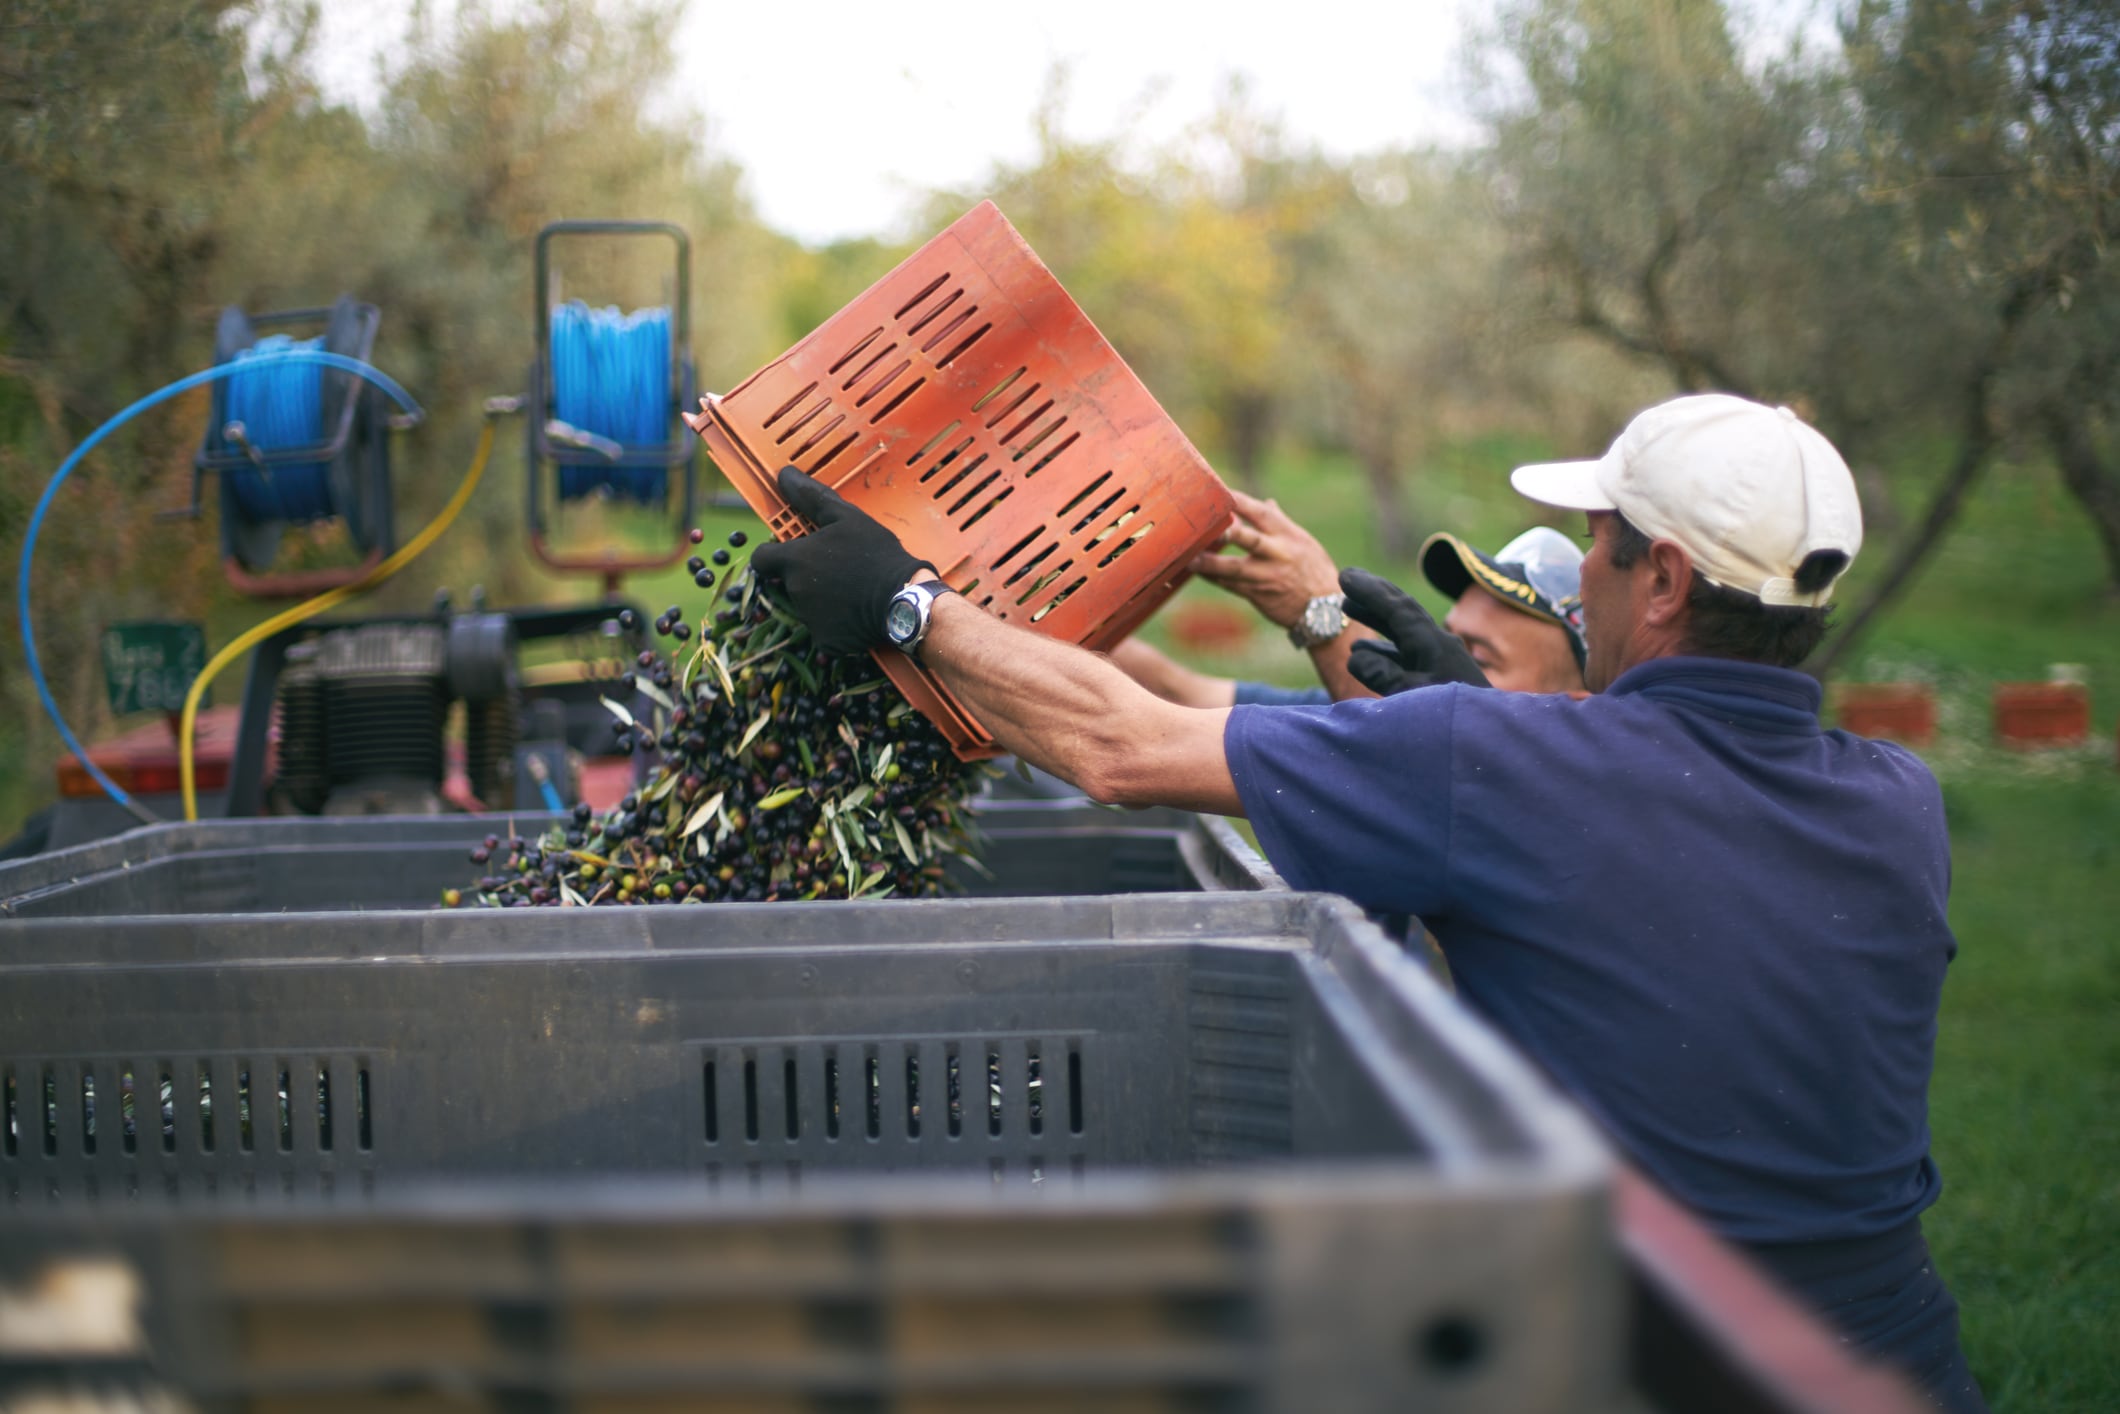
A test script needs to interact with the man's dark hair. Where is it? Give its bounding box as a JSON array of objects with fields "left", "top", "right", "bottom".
[{"left": 1607, "top": 513, "right": 1836, "bottom": 669}]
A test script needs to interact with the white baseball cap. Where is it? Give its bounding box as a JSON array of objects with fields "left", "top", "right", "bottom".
[{"left": 1509, "top": 394, "right": 1864, "bottom": 607}]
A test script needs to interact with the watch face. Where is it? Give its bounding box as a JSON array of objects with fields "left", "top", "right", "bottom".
[{"left": 885, "top": 597, "right": 922, "bottom": 644}]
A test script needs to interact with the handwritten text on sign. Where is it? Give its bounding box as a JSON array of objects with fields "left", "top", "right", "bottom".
[{"left": 100, "top": 622, "right": 208, "bottom": 716}]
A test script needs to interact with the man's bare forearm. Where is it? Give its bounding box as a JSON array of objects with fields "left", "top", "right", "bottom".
[
  {"left": 919, "top": 596, "right": 1241, "bottom": 815},
  {"left": 1311, "top": 627, "right": 1378, "bottom": 702},
  {"left": 1107, "top": 637, "right": 1238, "bottom": 708}
]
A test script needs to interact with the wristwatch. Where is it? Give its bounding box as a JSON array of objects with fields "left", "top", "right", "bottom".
[
  {"left": 1287, "top": 593, "right": 1346, "bottom": 650},
  {"left": 884, "top": 580, "right": 956, "bottom": 665}
]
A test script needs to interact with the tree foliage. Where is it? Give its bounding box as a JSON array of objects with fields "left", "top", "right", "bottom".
[{"left": 1478, "top": 0, "right": 2120, "bottom": 675}]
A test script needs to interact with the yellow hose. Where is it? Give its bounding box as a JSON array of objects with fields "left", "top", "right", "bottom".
[{"left": 179, "top": 421, "right": 497, "bottom": 821}]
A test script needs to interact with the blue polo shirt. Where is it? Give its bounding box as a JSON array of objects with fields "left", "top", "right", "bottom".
[{"left": 1225, "top": 658, "right": 1955, "bottom": 1244}]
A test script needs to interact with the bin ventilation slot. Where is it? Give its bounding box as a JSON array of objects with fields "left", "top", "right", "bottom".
[
  {"left": 316, "top": 1066, "right": 333, "bottom": 1152},
  {"left": 3, "top": 1066, "right": 15, "bottom": 1158},
  {"left": 53, "top": 1052, "right": 371, "bottom": 1167},
  {"left": 701, "top": 1062, "right": 718, "bottom": 1144},
  {"left": 694, "top": 1036, "right": 1090, "bottom": 1157},
  {"left": 864, "top": 1054, "right": 881, "bottom": 1140},
  {"left": 742, "top": 1058, "right": 760, "bottom": 1144},
  {"left": 43, "top": 1067, "right": 56, "bottom": 1157},
  {"left": 905, "top": 1055, "right": 921, "bottom": 1139},
  {"left": 824, "top": 1055, "right": 841, "bottom": 1141}
]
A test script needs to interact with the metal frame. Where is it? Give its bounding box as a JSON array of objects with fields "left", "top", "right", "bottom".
[
  {"left": 525, "top": 220, "right": 699, "bottom": 589},
  {"left": 187, "top": 301, "right": 393, "bottom": 598}
]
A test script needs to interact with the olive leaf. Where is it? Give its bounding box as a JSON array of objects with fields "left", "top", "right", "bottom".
[
  {"left": 682, "top": 790, "right": 727, "bottom": 837},
  {"left": 706, "top": 646, "right": 737, "bottom": 703},
  {"left": 599, "top": 696, "right": 637, "bottom": 728},
  {"left": 758, "top": 786, "right": 807, "bottom": 811},
  {"left": 736, "top": 710, "right": 771, "bottom": 755}
]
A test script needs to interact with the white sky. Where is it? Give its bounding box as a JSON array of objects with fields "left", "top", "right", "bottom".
[
  {"left": 309, "top": 0, "right": 1834, "bottom": 247},
  {"left": 309, "top": 0, "right": 1479, "bottom": 244}
]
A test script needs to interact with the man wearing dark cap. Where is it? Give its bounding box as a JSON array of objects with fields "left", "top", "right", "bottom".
[
  {"left": 750, "top": 394, "right": 1985, "bottom": 1411},
  {"left": 1112, "top": 501, "right": 1587, "bottom": 704}
]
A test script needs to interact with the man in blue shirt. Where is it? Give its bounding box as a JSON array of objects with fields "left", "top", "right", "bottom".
[{"left": 748, "top": 393, "right": 1984, "bottom": 1411}]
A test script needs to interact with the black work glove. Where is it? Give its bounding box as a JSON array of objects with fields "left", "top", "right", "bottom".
[
  {"left": 1339, "top": 566, "right": 1491, "bottom": 695},
  {"left": 750, "top": 466, "right": 933, "bottom": 655}
]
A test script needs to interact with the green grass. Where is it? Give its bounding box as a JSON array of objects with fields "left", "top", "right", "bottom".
[
  {"left": 1148, "top": 439, "right": 2118, "bottom": 1412},
  {"left": 1928, "top": 774, "right": 2120, "bottom": 1412}
]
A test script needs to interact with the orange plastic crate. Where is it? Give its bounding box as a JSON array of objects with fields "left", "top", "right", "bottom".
[{"left": 688, "top": 201, "right": 1234, "bottom": 758}]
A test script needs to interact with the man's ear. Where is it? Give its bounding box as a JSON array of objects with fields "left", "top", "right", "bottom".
[{"left": 1642, "top": 539, "right": 1693, "bottom": 628}]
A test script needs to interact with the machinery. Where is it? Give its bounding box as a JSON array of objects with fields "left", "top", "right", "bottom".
[{"left": 14, "top": 220, "right": 722, "bottom": 852}]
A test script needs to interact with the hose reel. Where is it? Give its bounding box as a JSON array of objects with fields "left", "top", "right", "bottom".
[
  {"left": 191, "top": 295, "right": 397, "bottom": 596},
  {"left": 523, "top": 221, "right": 699, "bottom": 589}
]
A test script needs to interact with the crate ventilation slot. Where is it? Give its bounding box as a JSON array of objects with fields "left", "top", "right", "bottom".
[
  {"left": 0, "top": 1056, "right": 374, "bottom": 1165},
  {"left": 698, "top": 1037, "right": 1087, "bottom": 1150}
]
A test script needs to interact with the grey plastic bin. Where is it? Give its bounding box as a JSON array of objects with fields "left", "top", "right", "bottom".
[
  {"left": 0, "top": 886, "right": 1618, "bottom": 1412},
  {"left": 0, "top": 800, "right": 1279, "bottom": 919}
]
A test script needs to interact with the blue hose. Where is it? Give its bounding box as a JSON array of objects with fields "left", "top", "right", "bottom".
[
  {"left": 550, "top": 301, "right": 671, "bottom": 504},
  {"left": 17, "top": 352, "right": 422, "bottom": 816},
  {"left": 222, "top": 334, "right": 336, "bottom": 522}
]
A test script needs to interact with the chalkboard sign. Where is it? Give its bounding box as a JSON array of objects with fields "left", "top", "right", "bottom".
[{"left": 101, "top": 622, "right": 208, "bottom": 716}]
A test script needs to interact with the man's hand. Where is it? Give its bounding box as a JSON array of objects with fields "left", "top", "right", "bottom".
[
  {"left": 1190, "top": 490, "right": 1341, "bottom": 628},
  {"left": 1340, "top": 567, "right": 1491, "bottom": 695},
  {"left": 750, "top": 466, "right": 932, "bottom": 655}
]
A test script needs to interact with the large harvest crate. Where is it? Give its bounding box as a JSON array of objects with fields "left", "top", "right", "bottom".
[
  {"left": 0, "top": 890, "right": 1617, "bottom": 1412},
  {"left": 0, "top": 799, "right": 1277, "bottom": 919}
]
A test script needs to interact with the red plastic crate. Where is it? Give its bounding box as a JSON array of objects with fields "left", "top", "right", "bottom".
[
  {"left": 1992, "top": 681, "right": 2090, "bottom": 747},
  {"left": 1833, "top": 683, "right": 1936, "bottom": 745},
  {"left": 688, "top": 201, "right": 1234, "bottom": 757}
]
